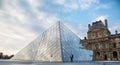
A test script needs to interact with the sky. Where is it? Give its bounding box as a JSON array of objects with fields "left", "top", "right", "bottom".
[{"left": 0, "top": 0, "right": 120, "bottom": 55}]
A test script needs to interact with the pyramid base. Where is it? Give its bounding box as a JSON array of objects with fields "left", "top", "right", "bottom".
[{"left": 0, "top": 60, "right": 120, "bottom": 65}]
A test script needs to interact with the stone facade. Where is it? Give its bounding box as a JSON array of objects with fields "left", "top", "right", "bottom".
[{"left": 81, "top": 19, "right": 120, "bottom": 61}]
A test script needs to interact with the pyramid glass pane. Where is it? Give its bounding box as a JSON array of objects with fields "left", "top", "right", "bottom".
[
  {"left": 35, "top": 22, "right": 62, "bottom": 61},
  {"left": 60, "top": 23, "right": 92, "bottom": 61}
]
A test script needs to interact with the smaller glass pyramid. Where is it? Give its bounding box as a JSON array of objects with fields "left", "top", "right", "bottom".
[{"left": 11, "top": 22, "right": 93, "bottom": 62}]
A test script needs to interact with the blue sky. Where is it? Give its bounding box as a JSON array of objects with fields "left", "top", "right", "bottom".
[{"left": 0, "top": 0, "right": 120, "bottom": 55}]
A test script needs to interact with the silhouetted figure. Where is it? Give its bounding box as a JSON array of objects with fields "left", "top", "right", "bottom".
[
  {"left": 4, "top": 55, "right": 9, "bottom": 59},
  {"left": 10, "top": 55, "right": 14, "bottom": 59},
  {"left": 0, "top": 52, "right": 14, "bottom": 59},
  {"left": 0, "top": 52, "right": 3, "bottom": 59},
  {"left": 70, "top": 54, "right": 74, "bottom": 62}
]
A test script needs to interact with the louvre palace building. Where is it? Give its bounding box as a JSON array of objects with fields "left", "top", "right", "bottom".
[{"left": 81, "top": 19, "right": 120, "bottom": 61}]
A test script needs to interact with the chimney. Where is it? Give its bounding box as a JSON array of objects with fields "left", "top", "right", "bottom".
[
  {"left": 105, "top": 19, "right": 108, "bottom": 28},
  {"left": 92, "top": 22, "right": 94, "bottom": 25},
  {"left": 84, "top": 37, "right": 87, "bottom": 39},
  {"left": 99, "top": 20, "right": 102, "bottom": 22},
  {"left": 88, "top": 24, "right": 91, "bottom": 30},
  {"left": 115, "top": 30, "right": 118, "bottom": 34}
]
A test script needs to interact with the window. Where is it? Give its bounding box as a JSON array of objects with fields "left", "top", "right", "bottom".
[
  {"left": 116, "top": 43, "right": 119, "bottom": 47},
  {"left": 110, "top": 43, "right": 113, "bottom": 48},
  {"left": 95, "top": 44, "right": 99, "bottom": 49},
  {"left": 102, "top": 43, "right": 106, "bottom": 49},
  {"left": 119, "top": 42, "right": 120, "bottom": 46},
  {"left": 96, "top": 33, "right": 98, "bottom": 37},
  {"left": 113, "top": 43, "right": 116, "bottom": 48},
  {"left": 102, "top": 32, "right": 104, "bottom": 37},
  {"left": 99, "top": 33, "right": 101, "bottom": 37}
]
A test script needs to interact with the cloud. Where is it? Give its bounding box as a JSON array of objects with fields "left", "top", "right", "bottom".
[
  {"left": 96, "top": 16, "right": 107, "bottom": 21},
  {"left": 109, "top": 21, "right": 120, "bottom": 34},
  {"left": 53, "top": 0, "right": 99, "bottom": 10},
  {"left": 91, "top": 15, "right": 108, "bottom": 25},
  {"left": 94, "top": 4, "right": 111, "bottom": 10},
  {"left": 64, "top": 22, "right": 87, "bottom": 39},
  {"left": 0, "top": 11, "right": 37, "bottom": 55},
  {"left": 53, "top": 0, "right": 78, "bottom": 10},
  {"left": 78, "top": 0, "right": 99, "bottom": 10},
  {"left": 0, "top": 0, "right": 59, "bottom": 55}
]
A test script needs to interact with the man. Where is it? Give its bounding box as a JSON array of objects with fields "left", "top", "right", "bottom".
[{"left": 70, "top": 54, "right": 74, "bottom": 62}]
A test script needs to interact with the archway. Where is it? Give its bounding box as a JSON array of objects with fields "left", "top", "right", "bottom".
[
  {"left": 96, "top": 52, "right": 100, "bottom": 60},
  {"left": 113, "top": 51, "right": 117, "bottom": 58},
  {"left": 104, "top": 55, "right": 107, "bottom": 60},
  {"left": 97, "top": 52, "right": 100, "bottom": 56}
]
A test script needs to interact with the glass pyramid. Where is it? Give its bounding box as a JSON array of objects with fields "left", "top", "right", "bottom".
[{"left": 11, "top": 22, "right": 92, "bottom": 62}]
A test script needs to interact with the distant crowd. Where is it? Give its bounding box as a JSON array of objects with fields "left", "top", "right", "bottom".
[{"left": 0, "top": 52, "right": 14, "bottom": 59}]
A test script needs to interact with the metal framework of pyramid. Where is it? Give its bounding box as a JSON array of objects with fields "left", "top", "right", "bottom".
[{"left": 12, "top": 22, "right": 92, "bottom": 62}]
